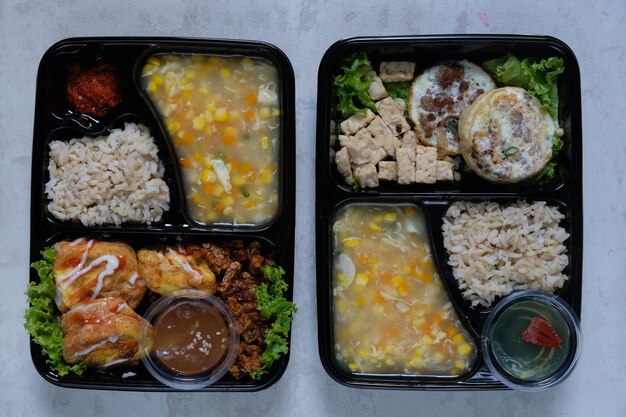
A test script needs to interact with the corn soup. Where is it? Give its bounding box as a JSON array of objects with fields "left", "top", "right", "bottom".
[
  {"left": 332, "top": 203, "right": 477, "bottom": 375},
  {"left": 141, "top": 54, "right": 281, "bottom": 226}
]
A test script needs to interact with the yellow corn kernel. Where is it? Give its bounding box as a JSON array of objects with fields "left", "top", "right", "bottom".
[
  {"left": 166, "top": 120, "right": 180, "bottom": 133},
  {"left": 355, "top": 295, "right": 365, "bottom": 307},
  {"left": 343, "top": 238, "right": 360, "bottom": 248},
  {"left": 223, "top": 206, "right": 234, "bottom": 216},
  {"left": 458, "top": 343, "right": 472, "bottom": 356},
  {"left": 259, "top": 107, "right": 271, "bottom": 119},
  {"left": 453, "top": 334, "right": 466, "bottom": 345},
  {"left": 201, "top": 168, "right": 217, "bottom": 183},
  {"left": 367, "top": 257, "right": 378, "bottom": 266},
  {"left": 348, "top": 363, "right": 359, "bottom": 372},
  {"left": 454, "top": 359, "right": 467, "bottom": 370},
  {"left": 146, "top": 81, "right": 157, "bottom": 93},
  {"left": 391, "top": 276, "right": 404, "bottom": 287},
  {"left": 272, "top": 108, "right": 280, "bottom": 117},
  {"left": 214, "top": 108, "right": 229, "bottom": 122},
  {"left": 241, "top": 57, "right": 255, "bottom": 68},
  {"left": 223, "top": 195, "right": 234, "bottom": 206},
  {"left": 368, "top": 221, "right": 381, "bottom": 231},
  {"left": 147, "top": 56, "right": 161, "bottom": 67},
  {"left": 232, "top": 175, "right": 246, "bottom": 186},
  {"left": 206, "top": 102, "right": 217, "bottom": 113},
  {"left": 401, "top": 264, "right": 411, "bottom": 274},
  {"left": 152, "top": 74, "right": 164, "bottom": 85},
  {"left": 192, "top": 116, "right": 206, "bottom": 130},
  {"left": 422, "top": 335, "right": 433, "bottom": 345},
  {"left": 383, "top": 212, "right": 397, "bottom": 223},
  {"left": 261, "top": 135, "right": 269, "bottom": 150},
  {"left": 398, "top": 282, "right": 410, "bottom": 296},
  {"left": 261, "top": 169, "right": 273, "bottom": 184},
  {"left": 373, "top": 214, "right": 384, "bottom": 223},
  {"left": 385, "top": 357, "right": 395, "bottom": 366},
  {"left": 199, "top": 86, "right": 209, "bottom": 95},
  {"left": 412, "top": 317, "right": 426, "bottom": 327},
  {"left": 434, "top": 352, "right": 445, "bottom": 363},
  {"left": 191, "top": 193, "right": 202, "bottom": 205},
  {"left": 219, "top": 67, "right": 231, "bottom": 78},
  {"left": 142, "top": 64, "right": 155, "bottom": 75},
  {"left": 355, "top": 273, "right": 369, "bottom": 286},
  {"left": 184, "top": 69, "right": 195, "bottom": 79}
]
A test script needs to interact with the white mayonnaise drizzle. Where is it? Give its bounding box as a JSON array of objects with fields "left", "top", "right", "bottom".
[
  {"left": 166, "top": 246, "right": 202, "bottom": 279},
  {"left": 71, "top": 335, "right": 120, "bottom": 359}
]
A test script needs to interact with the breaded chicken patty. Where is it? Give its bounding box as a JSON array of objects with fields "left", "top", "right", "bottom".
[
  {"left": 137, "top": 244, "right": 217, "bottom": 296},
  {"left": 61, "top": 297, "right": 152, "bottom": 368},
  {"left": 459, "top": 86, "right": 558, "bottom": 183},
  {"left": 53, "top": 239, "right": 146, "bottom": 312}
]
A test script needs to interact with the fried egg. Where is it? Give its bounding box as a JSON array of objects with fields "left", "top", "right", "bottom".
[
  {"left": 408, "top": 60, "right": 496, "bottom": 155},
  {"left": 458, "top": 86, "right": 558, "bottom": 183}
]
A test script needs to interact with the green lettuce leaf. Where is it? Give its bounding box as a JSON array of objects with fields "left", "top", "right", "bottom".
[
  {"left": 534, "top": 161, "right": 558, "bottom": 186},
  {"left": 334, "top": 52, "right": 376, "bottom": 119},
  {"left": 25, "top": 246, "right": 86, "bottom": 377},
  {"left": 482, "top": 53, "right": 564, "bottom": 119},
  {"left": 250, "top": 265, "right": 296, "bottom": 380},
  {"left": 384, "top": 81, "right": 412, "bottom": 100}
]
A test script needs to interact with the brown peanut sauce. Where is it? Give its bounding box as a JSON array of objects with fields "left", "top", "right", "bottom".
[{"left": 153, "top": 299, "right": 229, "bottom": 375}]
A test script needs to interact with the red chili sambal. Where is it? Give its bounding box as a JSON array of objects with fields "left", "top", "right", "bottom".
[{"left": 66, "top": 60, "right": 122, "bottom": 117}]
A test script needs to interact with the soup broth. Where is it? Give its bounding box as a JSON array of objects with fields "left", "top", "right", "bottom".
[
  {"left": 332, "top": 203, "right": 477, "bottom": 376},
  {"left": 142, "top": 54, "right": 281, "bottom": 227}
]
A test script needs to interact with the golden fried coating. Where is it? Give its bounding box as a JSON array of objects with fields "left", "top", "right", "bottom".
[
  {"left": 137, "top": 244, "right": 217, "bottom": 296},
  {"left": 53, "top": 239, "right": 146, "bottom": 312},
  {"left": 60, "top": 297, "right": 152, "bottom": 368}
]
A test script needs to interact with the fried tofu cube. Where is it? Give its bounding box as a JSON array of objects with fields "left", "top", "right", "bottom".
[
  {"left": 378, "top": 161, "right": 398, "bottom": 181},
  {"left": 367, "top": 116, "right": 401, "bottom": 157},
  {"left": 375, "top": 97, "right": 410, "bottom": 136},
  {"left": 354, "top": 163, "right": 379, "bottom": 188},
  {"left": 396, "top": 147, "right": 416, "bottom": 184},
  {"left": 436, "top": 160, "right": 454, "bottom": 182},
  {"left": 415, "top": 145, "right": 437, "bottom": 184},
  {"left": 366, "top": 69, "right": 388, "bottom": 101},
  {"left": 335, "top": 147, "right": 352, "bottom": 179},
  {"left": 339, "top": 109, "right": 376, "bottom": 135},
  {"left": 379, "top": 61, "right": 416, "bottom": 82}
]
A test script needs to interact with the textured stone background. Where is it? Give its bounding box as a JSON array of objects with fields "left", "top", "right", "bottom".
[{"left": 1, "top": 0, "right": 625, "bottom": 416}]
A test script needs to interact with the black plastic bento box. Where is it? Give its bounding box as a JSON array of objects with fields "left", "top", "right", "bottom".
[
  {"left": 29, "top": 37, "right": 296, "bottom": 391},
  {"left": 315, "top": 35, "right": 582, "bottom": 390}
]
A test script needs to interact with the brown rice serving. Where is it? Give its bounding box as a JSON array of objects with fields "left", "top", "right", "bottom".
[
  {"left": 441, "top": 201, "right": 569, "bottom": 307},
  {"left": 45, "top": 122, "right": 170, "bottom": 226}
]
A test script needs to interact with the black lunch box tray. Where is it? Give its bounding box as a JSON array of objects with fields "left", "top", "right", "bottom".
[
  {"left": 29, "top": 37, "right": 296, "bottom": 392},
  {"left": 315, "top": 35, "right": 582, "bottom": 390}
]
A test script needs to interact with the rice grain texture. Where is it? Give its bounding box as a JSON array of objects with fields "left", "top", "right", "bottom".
[
  {"left": 442, "top": 201, "right": 569, "bottom": 307},
  {"left": 45, "top": 122, "right": 170, "bottom": 226}
]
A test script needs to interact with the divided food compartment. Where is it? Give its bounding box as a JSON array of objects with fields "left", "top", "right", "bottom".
[
  {"left": 30, "top": 37, "right": 295, "bottom": 391},
  {"left": 315, "top": 35, "right": 582, "bottom": 389}
]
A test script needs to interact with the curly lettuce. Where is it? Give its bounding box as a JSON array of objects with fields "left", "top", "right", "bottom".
[
  {"left": 482, "top": 53, "right": 564, "bottom": 120},
  {"left": 334, "top": 52, "right": 376, "bottom": 119},
  {"left": 25, "top": 246, "right": 85, "bottom": 377},
  {"left": 483, "top": 53, "right": 566, "bottom": 185},
  {"left": 250, "top": 265, "right": 296, "bottom": 380}
]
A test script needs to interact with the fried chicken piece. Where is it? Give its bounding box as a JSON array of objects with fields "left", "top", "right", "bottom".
[
  {"left": 60, "top": 297, "right": 152, "bottom": 368},
  {"left": 229, "top": 343, "right": 263, "bottom": 380},
  {"left": 53, "top": 239, "right": 146, "bottom": 312},
  {"left": 236, "top": 311, "right": 268, "bottom": 345},
  {"left": 201, "top": 242, "right": 233, "bottom": 275},
  {"left": 137, "top": 244, "right": 217, "bottom": 296}
]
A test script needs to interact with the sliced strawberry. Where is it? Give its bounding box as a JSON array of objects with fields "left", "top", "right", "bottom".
[{"left": 522, "top": 316, "right": 562, "bottom": 348}]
